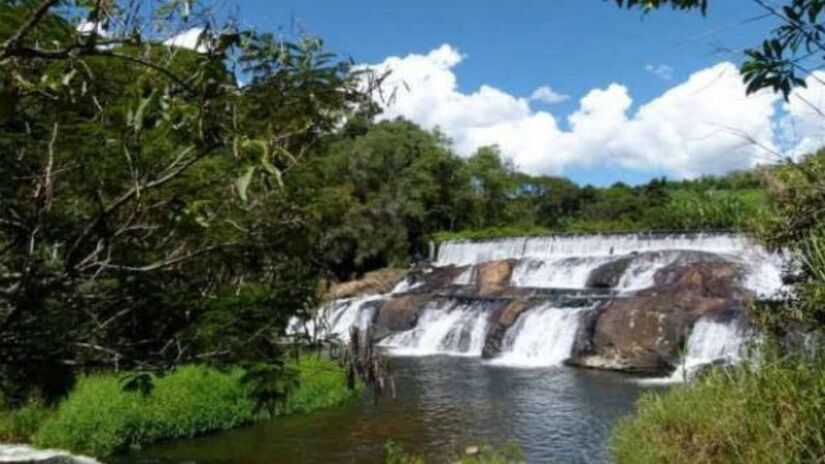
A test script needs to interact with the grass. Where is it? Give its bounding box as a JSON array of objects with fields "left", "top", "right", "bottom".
[
  {"left": 22, "top": 357, "right": 356, "bottom": 457},
  {"left": 611, "top": 350, "right": 825, "bottom": 464},
  {"left": 0, "top": 399, "right": 51, "bottom": 443}
]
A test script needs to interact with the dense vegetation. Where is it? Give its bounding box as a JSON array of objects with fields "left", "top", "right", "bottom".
[
  {"left": 2, "top": 0, "right": 825, "bottom": 461},
  {"left": 290, "top": 117, "right": 769, "bottom": 278},
  {"left": 609, "top": 2, "right": 825, "bottom": 463},
  {"left": 0, "top": 0, "right": 772, "bottom": 412},
  {"left": 0, "top": 357, "right": 355, "bottom": 456}
]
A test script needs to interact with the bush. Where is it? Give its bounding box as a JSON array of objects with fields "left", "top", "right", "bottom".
[
  {"left": 33, "top": 358, "right": 356, "bottom": 456},
  {"left": 0, "top": 400, "right": 50, "bottom": 443},
  {"left": 611, "top": 349, "right": 825, "bottom": 464},
  {"left": 283, "top": 356, "right": 359, "bottom": 414}
]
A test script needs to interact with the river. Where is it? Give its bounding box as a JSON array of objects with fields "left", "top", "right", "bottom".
[{"left": 118, "top": 356, "right": 651, "bottom": 463}]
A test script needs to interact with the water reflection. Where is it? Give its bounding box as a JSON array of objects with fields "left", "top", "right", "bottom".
[{"left": 118, "top": 357, "right": 648, "bottom": 464}]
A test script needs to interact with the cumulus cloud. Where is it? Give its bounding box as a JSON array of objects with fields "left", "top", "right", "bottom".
[
  {"left": 530, "top": 86, "right": 570, "bottom": 104},
  {"left": 779, "top": 71, "right": 825, "bottom": 159},
  {"left": 364, "top": 44, "right": 816, "bottom": 179},
  {"left": 646, "top": 64, "right": 675, "bottom": 81},
  {"left": 164, "top": 27, "right": 208, "bottom": 52}
]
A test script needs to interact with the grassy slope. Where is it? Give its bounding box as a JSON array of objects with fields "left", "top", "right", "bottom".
[
  {"left": 611, "top": 354, "right": 825, "bottom": 464},
  {"left": 0, "top": 357, "right": 356, "bottom": 457}
]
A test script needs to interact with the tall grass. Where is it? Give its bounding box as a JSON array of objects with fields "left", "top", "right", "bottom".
[
  {"left": 611, "top": 348, "right": 825, "bottom": 464},
  {"left": 30, "top": 357, "right": 356, "bottom": 456},
  {"left": 0, "top": 399, "right": 50, "bottom": 443}
]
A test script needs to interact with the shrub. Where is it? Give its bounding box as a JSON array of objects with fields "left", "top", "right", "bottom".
[
  {"left": 283, "top": 355, "right": 359, "bottom": 414},
  {"left": 34, "top": 358, "right": 355, "bottom": 456},
  {"left": 0, "top": 400, "right": 50, "bottom": 443},
  {"left": 611, "top": 349, "right": 825, "bottom": 464}
]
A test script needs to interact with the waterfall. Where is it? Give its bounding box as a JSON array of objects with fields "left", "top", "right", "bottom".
[
  {"left": 436, "top": 233, "right": 765, "bottom": 265},
  {"left": 0, "top": 445, "right": 100, "bottom": 464},
  {"left": 682, "top": 317, "right": 746, "bottom": 369},
  {"left": 379, "top": 300, "right": 490, "bottom": 356},
  {"left": 510, "top": 257, "right": 614, "bottom": 289},
  {"left": 287, "top": 294, "right": 383, "bottom": 342},
  {"left": 296, "top": 233, "right": 782, "bottom": 377},
  {"left": 440, "top": 233, "right": 787, "bottom": 298},
  {"left": 490, "top": 304, "right": 589, "bottom": 367},
  {"left": 640, "top": 317, "right": 747, "bottom": 384}
]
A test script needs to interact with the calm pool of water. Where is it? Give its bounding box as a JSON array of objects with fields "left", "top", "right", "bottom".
[{"left": 118, "top": 356, "right": 651, "bottom": 463}]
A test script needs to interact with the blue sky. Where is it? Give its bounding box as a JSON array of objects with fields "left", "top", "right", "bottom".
[{"left": 229, "top": 1, "right": 822, "bottom": 186}]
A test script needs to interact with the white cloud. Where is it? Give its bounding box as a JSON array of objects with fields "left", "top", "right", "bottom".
[
  {"left": 164, "top": 27, "right": 208, "bottom": 52},
  {"left": 364, "top": 44, "right": 801, "bottom": 179},
  {"left": 779, "top": 71, "right": 825, "bottom": 159},
  {"left": 530, "top": 86, "right": 569, "bottom": 104},
  {"left": 646, "top": 64, "right": 675, "bottom": 81}
]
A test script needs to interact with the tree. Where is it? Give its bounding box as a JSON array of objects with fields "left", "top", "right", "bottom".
[{"left": 0, "top": 0, "right": 371, "bottom": 401}]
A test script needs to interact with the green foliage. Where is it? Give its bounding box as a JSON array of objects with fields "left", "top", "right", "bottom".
[
  {"left": 0, "top": 0, "right": 370, "bottom": 401},
  {"left": 32, "top": 358, "right": 355, "bottom": 456},
  {"left": 283, "top": 356, "right": 360, "bottom": 414},
  {"left": 34, "top": 366, "right": 256, "bottom": 456},
  {"left": 611, "top": 347, "right": 825, "bottom": 464},
  {"left": 0, "top": 400, "right": 50, "bottom": 443}
]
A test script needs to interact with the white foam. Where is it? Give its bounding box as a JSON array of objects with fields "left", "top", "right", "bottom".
[{"left": 490, "top": 304, "right": 589, "bottom": 367}]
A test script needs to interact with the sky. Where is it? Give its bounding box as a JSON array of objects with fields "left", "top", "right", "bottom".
[{"left": 226, "top": 0, "right": 825, "bottom": 186}]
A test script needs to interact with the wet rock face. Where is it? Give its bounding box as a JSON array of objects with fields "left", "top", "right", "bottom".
[
  {"left": 586, "top": 257, "right": 633, "bottom": 289},
  {"left": 475, "top": 260, "right": 516, "bottom": 296},
  {"left": 325, "top": 268, "right": 408, "bottom": 300},
  {"left": 481, "top": 299, "right": 537, "bottom": 359},
  {"left": 569, "top": 258, "right": 749, "bottom": 375},
  {"left": 373, "top": 294, "right": 432, "bottom": 333},
  {"left": 640, "top": 259, "right": 747, "bottom": 299}
]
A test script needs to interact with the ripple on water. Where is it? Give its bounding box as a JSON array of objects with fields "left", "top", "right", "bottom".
[{"left": 116, "top": 357, "right": 647, "bottom": 464}]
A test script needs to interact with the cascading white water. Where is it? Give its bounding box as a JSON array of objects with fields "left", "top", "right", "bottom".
[
  {"left": 379, "top": 300, "right": 490, "bottom": 356},
  {"left": 440, "top": 233, "right": 787, "bottom": 298},
  {"left": 639, "top": 316, "right": 747, "bottom": 384},
  {"left": 682, "top": 317, "right": 746, "bottom": 368},
  {"left": 294, "top": 233, "right": 781, "bottom": 376},
  {"left": 437, "top": 233, "right": 764, "bottom": 265},
  {"left": 510, "top": 257, "right": 608, "bottom": 289},
  {"left": 0, "top": 445, "right": 100, "bottom": 464},
  {"left": 490, "top": 304, "right": 589, "bottom": 367},
  {"left": 287, "top": 294, "right": 383, "bottom": 341}
]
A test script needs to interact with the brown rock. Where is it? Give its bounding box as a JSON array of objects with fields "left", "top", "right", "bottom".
[
  {"left": 482, "top": 299, "right": 537, "bottom": 359},
  {"left": 373, "top": 294, "right": 433, "bottom": 333},
  {"left": 475, "top": 260, "right": 516, "bottom": 296},
  {"left": 325, "top": 268, "right": 408, "bottom": 300},
  {"left": 586, "top": 256, "right": 633, "bottom": 289},
  {"left": 569, "top": 294, "right": 744, "bottom": 374}
]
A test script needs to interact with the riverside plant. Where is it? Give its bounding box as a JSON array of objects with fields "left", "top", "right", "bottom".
[
  {"left": 611, "top": 345, "right": 825, "bottom": 464},
  {"left": 25, "top": 358, "right": 356, "bottom": 457}
]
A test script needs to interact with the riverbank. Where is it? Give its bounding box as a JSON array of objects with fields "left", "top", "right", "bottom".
[
  {"left": 611, "top": 348, "right": 825, "bottom": 463},
  {"left": 0, "top": 356, "right": 357, "bottom": 458}
]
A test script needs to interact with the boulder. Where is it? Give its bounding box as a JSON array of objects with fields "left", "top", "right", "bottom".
[
  {"left": 481, "top": 299, "right": 537, "bottom": 359},
  {"left": 569, "top": 256, "right": 751, "bottom": 374},
  {"left": 409, "top": 265, "right": 471, "bottom": 294},
  {"left": 639, "top": 259, "right": 748, "bottom": 299},
  {"left": 372, "top": 294, "right": 433, "bottom": 337},
  {"left": 475, "top": 260, "right": 516, "bottom": 296},
  {"left": 325, "top": 268, "right": 408, "bottom": 300},
  {"left": 586, "top": 257, "right": 633, "bottom": 289}
]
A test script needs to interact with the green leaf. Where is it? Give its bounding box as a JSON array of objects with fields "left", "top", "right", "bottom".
[{"left": 236, "top": 165, "right": 256, "bottom": 202}]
